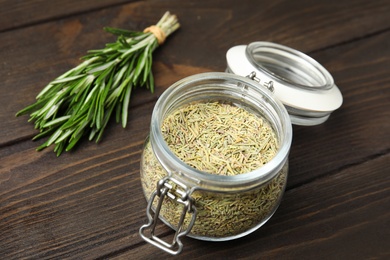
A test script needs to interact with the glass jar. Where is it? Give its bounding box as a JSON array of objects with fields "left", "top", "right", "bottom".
[
  {"left": 139, "top": 72, "right": 293, "bottom": 255},
  {"left": 139, "top": 42, "right": 342, "bottom": 255}
]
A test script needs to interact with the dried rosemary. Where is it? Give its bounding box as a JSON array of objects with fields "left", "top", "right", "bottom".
[
  {"left": 141, "top": 101, "right": 287, "bottom": 238},
  {"left": 162, "top": 102, "right": 278, "bottom": 175}
]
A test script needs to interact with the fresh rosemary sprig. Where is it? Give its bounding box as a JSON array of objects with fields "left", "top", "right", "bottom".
[{"left": 16, "top": 12, "right": 179, "bottom": 156}]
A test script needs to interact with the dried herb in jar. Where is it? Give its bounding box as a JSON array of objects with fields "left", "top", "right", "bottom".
[{"left": 141, "top": 101, "right": 287, "bottom": 238}]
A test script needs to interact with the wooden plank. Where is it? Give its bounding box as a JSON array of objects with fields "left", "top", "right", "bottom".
[
  {"left": 0, "top": 0, "right": 137, "bottom": 32},
  {"left": 150, "top": 0, "right": 390, "bottom": 68},
  {"left": 111, "top": 154, "right": 390, "bottom": 259}
]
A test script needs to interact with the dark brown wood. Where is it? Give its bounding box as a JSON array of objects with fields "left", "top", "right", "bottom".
[
  {"left": 0, "top": 0, "right": 389, "bottom": 259},
  {"left": 0, "top": 0, "right": 138, "bottom": 32}
]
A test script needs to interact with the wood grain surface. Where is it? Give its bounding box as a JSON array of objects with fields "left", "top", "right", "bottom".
[{"left": 1, "top": 0, "right": 389, "bottom": 259}]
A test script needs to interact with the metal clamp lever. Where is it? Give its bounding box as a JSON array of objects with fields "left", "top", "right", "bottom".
[{"left": 139, "top": 177, "right": 197, "bottom": 255}]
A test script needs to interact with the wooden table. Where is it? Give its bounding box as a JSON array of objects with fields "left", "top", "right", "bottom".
[{"left": 1, "top": 0, "right": 389, "bottom": 259}]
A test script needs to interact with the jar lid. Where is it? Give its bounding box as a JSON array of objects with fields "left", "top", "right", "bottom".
[{"left": 226, "top": 42, "right": 343, "bottom": 126}]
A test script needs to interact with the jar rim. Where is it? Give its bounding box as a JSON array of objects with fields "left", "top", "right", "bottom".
[
  {"left": 246, "top": 41, "right": 334, "bottom": 91},
  {"left": 150, "top": 72, "right": 292, "bottom": 190}
]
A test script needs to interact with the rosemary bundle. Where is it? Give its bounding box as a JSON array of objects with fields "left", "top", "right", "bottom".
[{"left": 16, "top": 12, "right": 179, "bottom": 156}]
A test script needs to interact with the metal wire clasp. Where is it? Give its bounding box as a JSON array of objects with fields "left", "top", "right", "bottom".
[
  {"left": 246, "top": 71, "right": 274, "bottom": 92},
  {"left": 139, "top": 176, "right": 197, "bottom": 255}
]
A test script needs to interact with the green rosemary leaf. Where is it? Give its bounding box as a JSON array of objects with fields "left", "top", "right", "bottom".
[
  {"left": 80, "top": 84, "right": 99, "bottom": 112},
  {"left": 115, "top": 99, "right": 121, "bottom": 124},
  {"left": 122, "top": 84, "right": 132, "bottom": 128},
  {"left": 15, "top": 98, "right": 49, "bottom": 117},
  {"left": 71, "top": 120, "right": 89, "bottom": 142},
  {"left": 46, "top": 129, "right": 63, "bottom": 147},
  {"left": 42, "top": 115, "right": 72, "bottom": 128},
  {"left": 119, "top": 41, "right": 146, "bottom": 58},
  {"left": 143, "top": 47, "right": 152, "bottom": 84},
  {"left": 35, "top": 83, "right": 56, "bottom": 100},
  {"left": 88, "top": 127, "right": 97, "bottom": 141},
  {"left": 126, "top": 55, "right": 137, "bottom": 74},
  {"left": 55, "top": 129, "right": 73, "bottom": 144},
  {"left": 44, "top": 99, "right": 64, "bottom": 120},
  {"left": 97, "top": 82, "right": 110, "bottom": 130},
  {"left": 32, "top": 128, "right": 56, "bottom": 141},
  {"left": 106, "top": 77, "right": 130, "bottom": 107},
  {"left": 104, "top": 27, "right": 144, "bottom": 37},
  {"left": 112, "top": 63, "right": 129, "bottom": 89},
  {"left": 118, "top": 35, "right": 130, "bottom": 49},
  {"left": 148, "top": 72, "right": 155, "bottom": 93},
  {"left": 95, "top": 100, "right": 116, "bottom": 143},
  {"left": 90, "top": 83, "right": 102, "bottom": 129},
  {"left": 59, "top": 115, "right": 85, "bottom": 131},
  {"left": 118, "top": 52, "right": 133, "bottom": 68},
  {"left": 72, "top": 79, "right": 95, "bottom": 115},
  {"left": 86, "top": 93, "right": 98, "bottom": 127},
  {"left": 51, "top": 74, "right": 85, "bottom": 84},
  {"left": 35, "top": 89, "right": 66, "bottom": 118},
  {"left": 133, "top": 50, "right": 147, "bottom": 84},
  {"left": 54, "top": 141, "right": 65, "bottom": 157},
  {"left": 72, "top": 76, "right": 94, "bottom": 102},
  {"left": 69, "top": 76, "right": 87, "bottom": 96},
  {"left": 88, "top": 59, "right": 117, "bottom": 74},
  {"left": 95, "top": 65, "right": 113, "bottom": 85},
  {"left": 65, "top": 128, "right": 83, "bottom": 151},
  {"left": 37, "top": 140, "right": 50, "bottom": 151}
]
